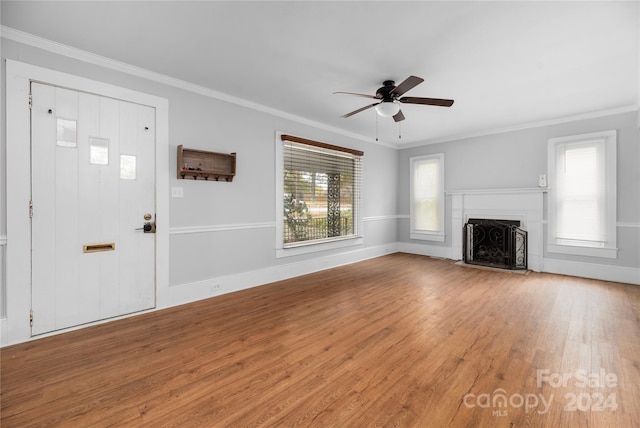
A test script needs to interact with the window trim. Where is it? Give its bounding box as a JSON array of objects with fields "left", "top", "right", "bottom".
[
  {"left": 275, "top": 132, "right": 363, "bottom": 258},
  {"left": 409, "top": 153, "right": 446, "bottom": 242},
  {"left": 547, "top": 130, "right": 617, "bottom": 258}
]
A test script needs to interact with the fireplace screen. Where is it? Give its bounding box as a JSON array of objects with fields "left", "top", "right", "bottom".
[{"left": 463, "top": 219, "right": 527, "bottom": 270}]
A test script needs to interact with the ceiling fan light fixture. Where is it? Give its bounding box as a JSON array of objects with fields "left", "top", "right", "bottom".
[
  {"left": 336, "top": 75, "right": 453, "bottom": 121},
  {"left": 375, "top": 101, "right": 400, "bottom": 117}
]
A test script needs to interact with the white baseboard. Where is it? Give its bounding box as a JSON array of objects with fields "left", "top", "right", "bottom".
[
  {"left": 4, "top": 241, "right": 636, "bottom": 347},
  {"left": 542, "top": 258, "right": 640, "bottom": 285},
  {"left": 167, "top": 243, "right": 399, "bottom": 307},
  {"left": 397, "top": 242, "right": 456, "bottom": 260},
  {"left": 398, "top": 241, "right": 639, "bottom": 285},
  {"left": 169, "top": 245, "right": 640, "bottom": 311}
]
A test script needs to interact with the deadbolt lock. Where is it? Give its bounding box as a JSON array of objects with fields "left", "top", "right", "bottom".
[
  {"left": 135, "top": 222, "right": 156, "bottom": 233},
  {"left": 144, "top": 213, "right": 152, "bottom": 221}
]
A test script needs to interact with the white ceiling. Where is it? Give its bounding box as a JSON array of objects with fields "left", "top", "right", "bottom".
[{"left": 2, "top": 1, "right": 638, "bottom": 146}]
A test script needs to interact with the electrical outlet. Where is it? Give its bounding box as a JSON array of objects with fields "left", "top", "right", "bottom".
[{"left": 211, "top": 284, "right": 222, "bottom": 292}]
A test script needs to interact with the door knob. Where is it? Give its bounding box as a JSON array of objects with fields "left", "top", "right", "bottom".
[{"left": 135, "top": 222, "right": 156, "bottom": 233}]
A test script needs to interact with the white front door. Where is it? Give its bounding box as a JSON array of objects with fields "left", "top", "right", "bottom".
[{"left": 30, "top": 82, "right": 156, "bottom": 336}]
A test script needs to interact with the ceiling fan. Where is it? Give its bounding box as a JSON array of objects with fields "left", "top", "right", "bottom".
[{"left": 334, "top": 75, "right": 454, "bottom": 122}]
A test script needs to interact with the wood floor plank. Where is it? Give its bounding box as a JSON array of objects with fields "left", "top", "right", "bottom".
[{"left": 2, "top": 253, "right": 639, "bottom": 427}]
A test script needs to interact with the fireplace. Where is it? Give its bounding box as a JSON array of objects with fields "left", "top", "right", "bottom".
[
  {"left": 450, "top": 188, "right": 543, "bottom": 271},
  {"left": 463, "top": 219, "right": 527, "bottom": 270}
]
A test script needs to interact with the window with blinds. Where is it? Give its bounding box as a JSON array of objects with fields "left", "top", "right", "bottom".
[
  {"left": 410, "top": 153, "right": 445, "bottom": 241},
  {"left": 547, "top": 130, "right": 617, "bottom": 258},
  {"left": 554, "top": 140, "right": 606, "bottom": 243},
  {"left": 280, "top": 135, "right": 363, "bottom": 247}
]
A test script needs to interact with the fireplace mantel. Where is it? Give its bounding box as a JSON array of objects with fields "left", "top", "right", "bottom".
[
  {"left": 449, "top": 188, "right": 545, "bottom": 271},
  {"left": 447, "top": 187, "right": 548, "bottom": 195}
]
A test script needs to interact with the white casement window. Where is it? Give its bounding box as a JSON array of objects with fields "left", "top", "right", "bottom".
[
  {"left": 275, "top": 134, "right": 363, "bottom": 257},
  {"left": 410, "top": 153, "right": 445, "bottom": 242},
  {"left": 547, "top": 130, "right": 617, "bottom": 258}
]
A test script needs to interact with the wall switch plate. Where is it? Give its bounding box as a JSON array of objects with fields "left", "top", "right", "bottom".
[
  {"left": 538, "top": 174, "right": 547, "bottom": 187},
  {"left": 171, "top": 187, "right": 184, "bottom": 197}
]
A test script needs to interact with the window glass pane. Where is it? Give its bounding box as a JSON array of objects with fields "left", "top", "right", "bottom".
[
  {"left": 89, "top": 137, "right": 109, "bottom": 165},
  {"left": 56, "top": 118, "right": 76, "bottom": 148},
  {"left": 120, "top": 155, "right": 136, "bottom": 180}
]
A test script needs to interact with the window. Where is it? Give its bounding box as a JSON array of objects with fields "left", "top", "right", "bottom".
[
  {"left": 410, "top": 153, "right": 445, "bottom": 241},
  {"left": 89, "top": 137, "right": 109, "bottom": 165},
  {"left": 547, "top": 130, "right": 617, "bottom": 258},
  {"left": 276, "top": 134, "right": 363, "bottom": 256},
  {"left": 56, "top": 118, "right": 76, "bottom": 148},
  {"left": 120, "top": 155, "right": 136, "bottom": 180}
]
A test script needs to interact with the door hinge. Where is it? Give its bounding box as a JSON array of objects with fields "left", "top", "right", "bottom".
[
  {"left": 30, "top": 310, "right": 34, "bottom": 327},
  {"left": 29, "top": 200, "right": 33, "bottom": 218},
  {"left": 28, "top": 93, "right": 32, "bottom": 109}
]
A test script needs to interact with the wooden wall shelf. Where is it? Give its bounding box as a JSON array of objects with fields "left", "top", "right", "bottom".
[{"left": 177, "top": 145, "right": 236, "bottom": 182}]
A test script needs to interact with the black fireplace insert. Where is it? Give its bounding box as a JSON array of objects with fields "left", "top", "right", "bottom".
[{"left": 463, "top": 218, "right": 527, "bottom": 270}]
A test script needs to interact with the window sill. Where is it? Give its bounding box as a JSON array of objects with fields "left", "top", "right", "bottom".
[
  {"left": 410, "top": 232, "right": 446, "bottom": 242},
  {"left": 276, "top": 236, "right": 363, "bottom": 258},
  {"left": 547, "top": 243, "right": 617, "bottom": 259}
]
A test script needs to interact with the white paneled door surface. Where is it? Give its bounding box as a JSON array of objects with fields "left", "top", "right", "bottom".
[{"left": 30, "top": 82, "right": 156, "bottom": 336}]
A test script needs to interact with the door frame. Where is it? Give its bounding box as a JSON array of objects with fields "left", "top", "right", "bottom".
[{"left": 3, "top": 60, "right": 169, "bottom": 346}]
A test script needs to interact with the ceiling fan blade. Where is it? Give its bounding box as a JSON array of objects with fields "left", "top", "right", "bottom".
[
  {"left": 393, "top": 110, "right": 405, "bottom": 122},
  {"left": 390, "top": 76, "right": 424, "bottom": 97},
  {"left": 399, "top": 96, "right": 454, "bottom": 107},
  {"left": 341, "top": 103, "right": 379, "bottom": 118},
  {"left": 334, "top": 91, "right": 378, "bottom": 99}
]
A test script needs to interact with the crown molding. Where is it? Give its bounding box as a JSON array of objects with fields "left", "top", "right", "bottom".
[
  {"left": 3, "top": 25, "right": 633, "bottom": 151},
  {"left": 400, "top": 105, "right": 639, "bottom": 149},
  {"left": 1, "top": 26, "right": 397, "bottom": 149}
]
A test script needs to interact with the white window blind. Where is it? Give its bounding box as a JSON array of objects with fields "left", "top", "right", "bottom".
[
  {"left": 281, "top": 135, "right": 363, "bottom": 248},
  {"left": 554, "top": 140, "right": 606, "bottom": 244},
  {"left": 410, "top": 153, "right": 445, "bottom": 241},
  {"left": 547, "top": 130, "right": 617, "bottom": 258}
]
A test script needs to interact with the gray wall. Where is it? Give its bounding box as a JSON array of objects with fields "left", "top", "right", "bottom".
[
  {"left": 398, "top": 111, "right": 640, "bottom": 269},
  {"left": 0, "top": 37, "right": 398, "bottom": 294},
  {"left": 1, "top": 32, "right": 638, "bottom": 333}
]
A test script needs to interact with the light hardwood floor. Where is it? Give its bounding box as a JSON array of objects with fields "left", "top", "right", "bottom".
[{"left": 2, "top": 253, "right": 639, "bottom": 427}]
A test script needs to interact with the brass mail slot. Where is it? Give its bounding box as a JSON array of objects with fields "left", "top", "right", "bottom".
[{"left": 83, "top": 243, "right": 115, "bottom": 253}]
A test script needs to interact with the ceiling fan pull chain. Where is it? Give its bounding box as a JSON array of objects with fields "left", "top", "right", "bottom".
[
  {"left": 375, "top": 109, "right": 379, "bottom": 142},
  {"left": 398, "top": 122, "right": 402, "bottom": 140}
]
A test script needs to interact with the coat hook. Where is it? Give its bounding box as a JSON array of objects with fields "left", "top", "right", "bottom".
[{"left": 48, "top": 109, "right": 53, "bottom": 114}]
